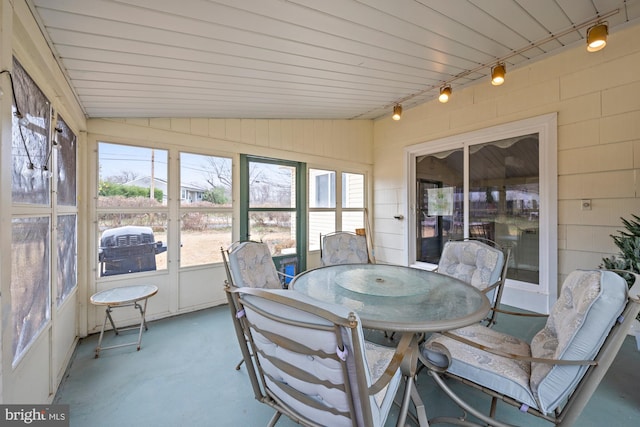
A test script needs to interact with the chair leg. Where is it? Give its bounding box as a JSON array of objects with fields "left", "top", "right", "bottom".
[
  {"left": 429, "top": 371, "right": 514, "bottom": 427},
  {"left": 489, "top": 396, "right": 498, "bottom": 418},
  {"left": 235, "top": 358, "right": 245, "bottom": 370},
  {"left": 267, "top": 412, "right": 282, "bottom": 427}
]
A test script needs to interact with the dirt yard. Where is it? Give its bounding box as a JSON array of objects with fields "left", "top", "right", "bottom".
[{"left": 152, "top": 230, "right": 292, "bottom": 269}]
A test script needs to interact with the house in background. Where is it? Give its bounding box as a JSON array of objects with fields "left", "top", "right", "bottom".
[
  {"left": 124, "top": 176, "right": 207, "bottom": 204},
  {"left": 179, "top": 182, "right": 207, "bottom": 204}
]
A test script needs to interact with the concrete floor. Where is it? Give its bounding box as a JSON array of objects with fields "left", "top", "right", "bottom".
[{"left": 54, "top": 304, "right": 640, "bottom": 427}]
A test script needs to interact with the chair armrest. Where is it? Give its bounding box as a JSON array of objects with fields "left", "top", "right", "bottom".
[
  {"left": 491, "top": 307, "right": 548, "bottom": 318},
  {"left": 440, "top": 331, "right": 597, "bottom": 366},
  {"left": 368, "top": 332, "right": 414, "bottom": 395},
  {"left": 276, "top": 271, "right": 294, "bottom": 289},
  {"left": 276, "top": 271, "right": 295, "bottom": 280},
  {"left": 481, "top": 280, "right": 500, "bottom": 294},
  {"left": 629, "top": 276, "right": 640, "bottom": 303}
]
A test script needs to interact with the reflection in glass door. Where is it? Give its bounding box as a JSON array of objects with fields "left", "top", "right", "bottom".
[
  {"left": 415, "top": 134, "right": 540, "bottom": 284},
  {"left": 417, "top": 180, "right": 442, "bottom": 263},
  {"left": 240, "top": 155, "right": 306, "bottom": 281},
  {"left": 469, "top": 136, "right": 539, "bottom": 284},
  {"left": 416, "top": 149, "right": 464, "bottom": 264}
]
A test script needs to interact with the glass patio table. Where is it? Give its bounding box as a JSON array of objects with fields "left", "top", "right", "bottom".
[
  {"left": 90, "top": 284, "right": 158, "bottom": 358},
  {"left": 290, "top": 263, "right": 490, "bottom": 427}
]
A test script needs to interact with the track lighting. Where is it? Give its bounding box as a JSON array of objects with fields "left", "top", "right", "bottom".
[
  {"left": 438, "top": 85, "right": 452, "bottom": 103},
  {"left": 15, "top": 110, "right": 29, "bottom": 127},
  {"left": 587, "top": 23, "right": 608, "bottom": 52},
  {"left": 53, "top": 127, "right": 62, "bottom": 149},
  {"left": 491, "top": 63, "right": 506, "bottom": 86},
  {"left": 392, "top": 104, "right": 402, "bottom": 121},
  {"left": 1, "top": 70, "right": 26, "bottom": 123},
  {"left": 3, "top": 68, "right": 60, "bottom": 174},
  {"left": 22, "top": 161, "right": 35, "bottom": 178}
]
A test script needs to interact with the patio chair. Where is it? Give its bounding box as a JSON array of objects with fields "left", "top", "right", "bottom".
[
  {"left": 320, "top": 231, "right": 371, "bottom": 266},
  {"left": 221, "top": 241, "right": 292, "bottom": 370},
  {"left": 436, "top": 238, "right": 510, "bottom": 327},
  {"left": 419, "top": 269, "right": 640, "bottom": 427},
  {"left": 225, "top": 286, "right": 407, "bottom": 427},
  {"left": 222, "top": 240, "right": 290, "bottom": 291},
  {"left": 388, "top": 238, "right": 508, "bottom": 342}
]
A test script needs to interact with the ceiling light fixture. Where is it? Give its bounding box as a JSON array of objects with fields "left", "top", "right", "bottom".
[
  {"left": 380, "top": 9, "right": 618, "bottom": 116},
  {"left": 586, "top": 23, "right": 608, "bottom": 52},
  {"left": 491, "top": 63, "right": 506, "bottom": 86},
  {"left": 438, "top": 85, "right": 452, "bottom": 103},
  {"left": 392, "top": 104, "right": 402, "bottom": 120}
]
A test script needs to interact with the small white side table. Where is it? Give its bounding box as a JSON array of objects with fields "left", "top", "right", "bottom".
[{"left": 90, "top": 284, "right": 158, "bottom": 358}]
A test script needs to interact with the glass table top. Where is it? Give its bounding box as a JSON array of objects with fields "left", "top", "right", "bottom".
[
  {"left": 90, "top": 284, "right": 158, "bottom": 306},
  {"left": 291, "top": 264, "right": 490, "bottom": 332}
]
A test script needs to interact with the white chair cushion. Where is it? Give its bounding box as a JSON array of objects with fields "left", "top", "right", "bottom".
[
  {"left": 530, "top": 270, "right": 627, "bottom": 413},
  {"left": 322, "top": 233, "right": 369, "bottom": 266},
  {"left": 242, "top": 290, "right": 401, "bottom": 427},
  {"left": 422, "top": 269, "right": 629, "bottom": 415},
  {"left": 364, "top": 341, "right": 402, "bottom": 412},
  {"left": 421, "top": 324, "right": 538, "bottom": 409},
  {"left": 228, "top": 241, "right": 282, "bottom": 289},
  {"left": 438, "top": 240, "right": 504, "bottom": 294}
]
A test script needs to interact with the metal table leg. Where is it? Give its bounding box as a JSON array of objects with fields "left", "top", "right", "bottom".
[
  {"left": 396, "top": 333, "right": 430, "bottom": 427},
  {"left": 94, "top": 297, "right": 151, "bottom": 358}
]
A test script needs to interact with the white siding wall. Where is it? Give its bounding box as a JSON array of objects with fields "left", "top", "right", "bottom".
[{"left": 373, "top": 24, "right": 640, "bottom": 291}]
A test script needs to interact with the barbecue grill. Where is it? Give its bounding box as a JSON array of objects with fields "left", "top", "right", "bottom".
[{"left": 98, "top": 226, "right": 167, "bottom": 276}]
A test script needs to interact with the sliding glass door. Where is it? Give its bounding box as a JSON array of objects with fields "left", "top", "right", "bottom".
[
  {"left": 407, "top": 114, "right": 557, "bottom": 314},
  {"left": 415, "top": 134, "right": 540, "bottom": 283}
]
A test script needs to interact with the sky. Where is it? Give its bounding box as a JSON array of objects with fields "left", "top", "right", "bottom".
[{"left": 98, "top": 142, "right": 230, "bottom": 188}]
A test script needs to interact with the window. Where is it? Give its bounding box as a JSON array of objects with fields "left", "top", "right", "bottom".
[
  {"left": 11, "top": 59, "right": 50, "bottom": 204},
  {"left": 56, "top": 115, "right": 77, "bottom": 206},
  {"left": 57, "top": 214, "right": 77, "bottom": 306},
  {"left": 179, "top": 153, "right": 232, "bottom": 267},
  {"left": 407, "top": 114, "right": 557, "bottom": 313},
  {"left": 97, "top": 143, "right": 168, "bottom": 277},
  {"left": 9, "top": 58, "right": 78, "bottom": 365},
  {"left": 308, "top": 169, "right": 365, "bottom": 251},
  {"left": 342, "top": 172, "right": 365, "bottom": 231},
  {"left": 11, "top": 217, "right": 50, "bottom": 363},
  {"left": 309, "top": 169, "right": 336, "bottom": 251},
  {"left": 314, "top": 172, "right": 335, "bottom": 208},
  {"left": 56, "top": 115, "right": 78, "bottom": 305},
  {"left": 247, "top": 160, "right": 298, "bottom": 257}
]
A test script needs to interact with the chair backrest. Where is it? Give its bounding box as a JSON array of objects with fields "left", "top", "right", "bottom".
[
  {"left": 529, "top": 269, "right": 629, "bottom": 414},
  {"left": 320, "top": 231, "right": 369, "bottom": 266},
  {"left": 227, "top": 287, "right": 402, "bottom": 427},
  {"left": 437, "top": 238, "right": 507, "bottom": 298},
  {"left": 222, "top": 241, "right": 282, "bottom": 289}
]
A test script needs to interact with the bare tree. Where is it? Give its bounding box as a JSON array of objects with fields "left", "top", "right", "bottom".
[
  {"left": 203, "top": 158, "right": 295, "bottom": 207},
  {"left": 204, "top": 157, "right": 232, "bottom": 190},
  {"left": 105, "top": 170, "right": 140, "bottom": 184},
  {"left": 204, "top": 157, "right": 264, "bottom": 191}
]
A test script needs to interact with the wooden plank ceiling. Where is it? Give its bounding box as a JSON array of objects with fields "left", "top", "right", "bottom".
[{"left": 27, "top": 0, "right": 640, "bottom": 120}]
